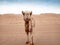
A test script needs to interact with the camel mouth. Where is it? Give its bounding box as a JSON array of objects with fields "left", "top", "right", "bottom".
[{"left": 24, "top": 18, "right": 30, "bottom": 21}]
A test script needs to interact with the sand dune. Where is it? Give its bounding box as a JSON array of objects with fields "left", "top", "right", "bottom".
[{"left": 0, "top": 13, "right": 60, "bottom": 45}]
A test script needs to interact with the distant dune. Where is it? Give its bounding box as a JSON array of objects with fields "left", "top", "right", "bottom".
[{"left": 0, "top": 13, "right": 60, "bottom": 45}]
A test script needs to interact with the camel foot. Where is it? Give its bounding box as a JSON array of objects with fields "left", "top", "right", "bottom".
[{"left": 26, "top": 41, "right": 29, "bottom": 44}]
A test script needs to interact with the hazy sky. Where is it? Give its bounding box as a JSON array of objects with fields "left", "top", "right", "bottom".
[{"left": 0, "top": 0, "right": 60, "bottom": 14}]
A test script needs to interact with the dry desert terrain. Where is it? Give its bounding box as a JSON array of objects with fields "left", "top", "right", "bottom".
[{"left": 0, "top": 13, "right": 60, "bottom": 45}]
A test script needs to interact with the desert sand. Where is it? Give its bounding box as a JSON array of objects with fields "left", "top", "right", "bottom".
[{"left": 0, "top": 13, "right": 60, "bottom": 45}]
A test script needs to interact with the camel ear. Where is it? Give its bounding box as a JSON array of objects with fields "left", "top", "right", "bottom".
[
  {"left": 22, "top": 11, "right": 25, "bottom": 15},
  {"left": 30, "top": 11, "right": 32, "bottom": 15}
]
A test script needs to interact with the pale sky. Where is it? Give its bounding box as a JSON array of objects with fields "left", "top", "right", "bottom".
[{"left": 0, "top": 0, "right": 60, "bottom": 14}]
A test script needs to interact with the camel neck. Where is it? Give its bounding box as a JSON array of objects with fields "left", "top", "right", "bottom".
[{"left": 25, "top": 21, "right": 29, "bottom": 24}]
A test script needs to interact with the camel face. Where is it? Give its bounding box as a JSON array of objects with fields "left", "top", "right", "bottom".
[{"left": 22, "top": 11, "right": 32, "bottom": 21}]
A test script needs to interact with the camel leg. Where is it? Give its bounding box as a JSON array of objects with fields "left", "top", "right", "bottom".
[
  {"left": 26, "top": 32, "right": 29, "bottom": 44},
  {"left": 30, "top": 32, "right": 34, "bottom": 45}
]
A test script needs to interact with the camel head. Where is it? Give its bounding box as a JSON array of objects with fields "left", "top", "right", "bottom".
[{"left": 22, "top": 11, "right": 32, "bottom": 21}]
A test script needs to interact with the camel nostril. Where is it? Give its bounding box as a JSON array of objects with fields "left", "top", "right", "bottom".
[{"left": 26, "top": 18, "right": 28, "bottom": 19}]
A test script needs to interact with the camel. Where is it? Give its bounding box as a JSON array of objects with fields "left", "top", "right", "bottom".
[{"left": 22, "top": 11, "right": 35, "bottom": 45}]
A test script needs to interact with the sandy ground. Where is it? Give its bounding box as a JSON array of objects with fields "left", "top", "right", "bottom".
[{"left": 0, "top": 13, "right": 60, "bottom": 45}]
